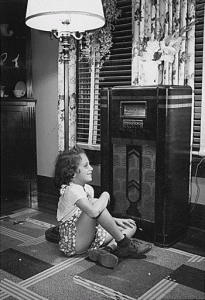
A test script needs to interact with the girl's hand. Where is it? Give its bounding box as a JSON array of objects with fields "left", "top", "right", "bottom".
[
  {"left": 99, "top": 191, "right": 110, "bottom": 205},
  {"left": 90, "top": 198, "right": 98, "bottom": 204},
  {"left": 91, "top": 192, "right": 110, "bottom": 204},
  {"left": 114, "top": 218, "right": 136, "bottom": 229}
]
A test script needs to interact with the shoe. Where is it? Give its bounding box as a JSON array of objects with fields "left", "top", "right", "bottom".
[
  {"left": 88, "top": 248, "right": 118, "bottom": 268},
  {"left": 115, "top": 239, "right": 152, "bottom": 258}
]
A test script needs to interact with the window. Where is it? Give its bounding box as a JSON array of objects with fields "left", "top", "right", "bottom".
[
  {"left": 77, "top": 53, "right": 101, "bottom": 150},
  {"left": 193, "top": 1, "right": 204, "bottom": 156},
  {"left": 76, "top": 0, "right": 132, "bottom": 150},
  {"left": 77, "top": 0, "right": 204, "bottom": 160}
]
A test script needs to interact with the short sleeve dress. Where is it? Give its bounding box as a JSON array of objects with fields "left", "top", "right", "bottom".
[{"left": 57, "top": 182, "right": 106, "bottom": 256}]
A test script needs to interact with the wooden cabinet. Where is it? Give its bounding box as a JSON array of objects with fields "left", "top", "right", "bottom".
[
  {"left": 1, "top": 1, "right": 36, "bottom": 197},
  {"left": 1, "top": 99, "right": 37, "bottom": 195},
  {"left": 0, "top": 0, "right": 32, "bottom": 98}
]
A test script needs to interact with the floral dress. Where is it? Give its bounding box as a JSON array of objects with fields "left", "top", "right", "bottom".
[{"left": 57, "top": 183, "right": 106, "bottom": 256}]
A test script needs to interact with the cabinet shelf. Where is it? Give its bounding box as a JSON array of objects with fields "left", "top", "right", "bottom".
[
  {"left": 1, "top": 0, "right": 32, "bottom": 98},
  {"left": 1, "top": 1, "right": 35, "bottom": 197},
  {"left": 1, "top": 97, "right": 35, "bottom": 102},
  {"left": 1, "top": 66, "right": 27, "bottom": 70}
]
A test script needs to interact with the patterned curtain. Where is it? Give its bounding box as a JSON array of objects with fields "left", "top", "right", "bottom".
[{"left": 132, "top": 0, "right": 196, "bottom": 88}]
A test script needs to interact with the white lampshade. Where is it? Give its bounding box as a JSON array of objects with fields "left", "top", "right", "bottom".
[{"left": 25, "top": 0, "right": 105, "bottom": 33}]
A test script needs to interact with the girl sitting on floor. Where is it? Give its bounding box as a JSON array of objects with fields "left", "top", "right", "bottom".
[{"left": 54, "top": 146, "right": 152, "bottom": 268}]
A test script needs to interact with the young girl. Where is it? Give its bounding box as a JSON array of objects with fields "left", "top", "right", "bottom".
[{"left": 54, "top": 146, "right": 151, "bottom": 268}]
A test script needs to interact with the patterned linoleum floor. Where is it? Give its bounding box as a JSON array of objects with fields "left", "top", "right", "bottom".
[{"left": 0, "top": 207, "right": 204, "bottom": 300}]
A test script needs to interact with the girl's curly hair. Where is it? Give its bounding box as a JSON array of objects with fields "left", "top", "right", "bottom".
[{"left": 54, "top": 146, "right": 85, "bottom": 189}]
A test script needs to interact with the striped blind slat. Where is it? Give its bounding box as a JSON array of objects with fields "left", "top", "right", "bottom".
[
  {"left": 193, "top": 1, "right": 204, "bottom": 153},
  {"left": 77, "top": 55, "right": 91, "bottom": 144},
  {"left": 99, "top": 0, "right": 132, "bottom": 89},
  {"left": 77, "top": 0, "right": 132, "bottom": 149}
]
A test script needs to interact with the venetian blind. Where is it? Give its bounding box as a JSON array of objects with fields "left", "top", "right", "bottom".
[
  {"left": 77, "top": 54, "right": 100, "bottom": 150},
  {"left": 99, "top": 0, "right": 132, "bottom": 88},
  {"left": 76, "top": 0, "right": 132, "bottom": 150},
  {"left": 193, "top": 0, "right": 204, "bottom": 153}
]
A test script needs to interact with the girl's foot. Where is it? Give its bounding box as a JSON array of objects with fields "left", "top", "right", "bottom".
[
  {"left": 115, "top": 236, "right": 152, "bottom": 258},
  {"left": 88, "top": 248, "right": 118, "bottom": 268}
]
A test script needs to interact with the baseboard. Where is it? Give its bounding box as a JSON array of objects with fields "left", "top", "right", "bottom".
[
  {"left": 36, "top": 175, "right": 58, "bottom": 214},
  {"left": 37, "top": 175, "right": 59, "bottom": 196}
]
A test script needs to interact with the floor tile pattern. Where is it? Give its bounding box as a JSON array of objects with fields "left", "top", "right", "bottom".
[{"left": 0, "top": 208, "right": 204, "bottom": 300}]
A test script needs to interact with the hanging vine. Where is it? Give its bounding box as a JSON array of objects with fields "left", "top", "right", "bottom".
[{"left": 80, "top": 0, "right": 121, "bottom": 67}]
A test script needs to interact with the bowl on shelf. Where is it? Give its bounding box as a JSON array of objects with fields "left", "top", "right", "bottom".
[
  {"left": 13, "top": 89, "right": 25, "bottom": 97},
  {"left": 0, "top": 86, "right": 5, "bottom": 97}
]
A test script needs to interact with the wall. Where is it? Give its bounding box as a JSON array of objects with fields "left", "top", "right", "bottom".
[
  {"left": 30, "top": 29, "right": 205, "bottom": 220},
  {"left": 31, "top": 29, "right": 59, "bottom": 177}
]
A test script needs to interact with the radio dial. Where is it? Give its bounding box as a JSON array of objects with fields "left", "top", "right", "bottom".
[{"left": 122, "top": 119, "right": 143, "bottom": 130}]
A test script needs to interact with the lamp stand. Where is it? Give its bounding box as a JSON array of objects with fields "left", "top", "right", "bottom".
[{"left": 54, "top": 33, "right": 80, "bottom": 149}]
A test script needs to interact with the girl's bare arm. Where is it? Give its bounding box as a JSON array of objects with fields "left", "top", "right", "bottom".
[{"left": 76, "top": 191, "right": 110, "bottom": 218}]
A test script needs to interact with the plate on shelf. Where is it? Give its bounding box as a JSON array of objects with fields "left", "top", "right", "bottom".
[{"left": 15, "top": 81, "right": 26, "bottom": 93}]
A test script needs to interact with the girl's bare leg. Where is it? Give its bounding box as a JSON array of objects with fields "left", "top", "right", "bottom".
[
  {"left": 75, "top": 208, "right": 149, "bottom": 268},
  {"left": 75, "top": 207, "right": 129, "bottom": 253},
  {"left": 102, "top": 221, "right": 137, "bottom": 252},
  {"left": 98, "top": 209, "right": 137, "bottom": 249},
  {"left": 75, "top": 207, "right": 136, "bottom": 254},
  {"left": 75, "top": 213, "right": 97, "bottom": 254}
]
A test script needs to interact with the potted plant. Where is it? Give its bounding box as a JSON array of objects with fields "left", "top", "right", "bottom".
[{"left": 80, "top": 0, "right": 121, "bottom": 67}]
